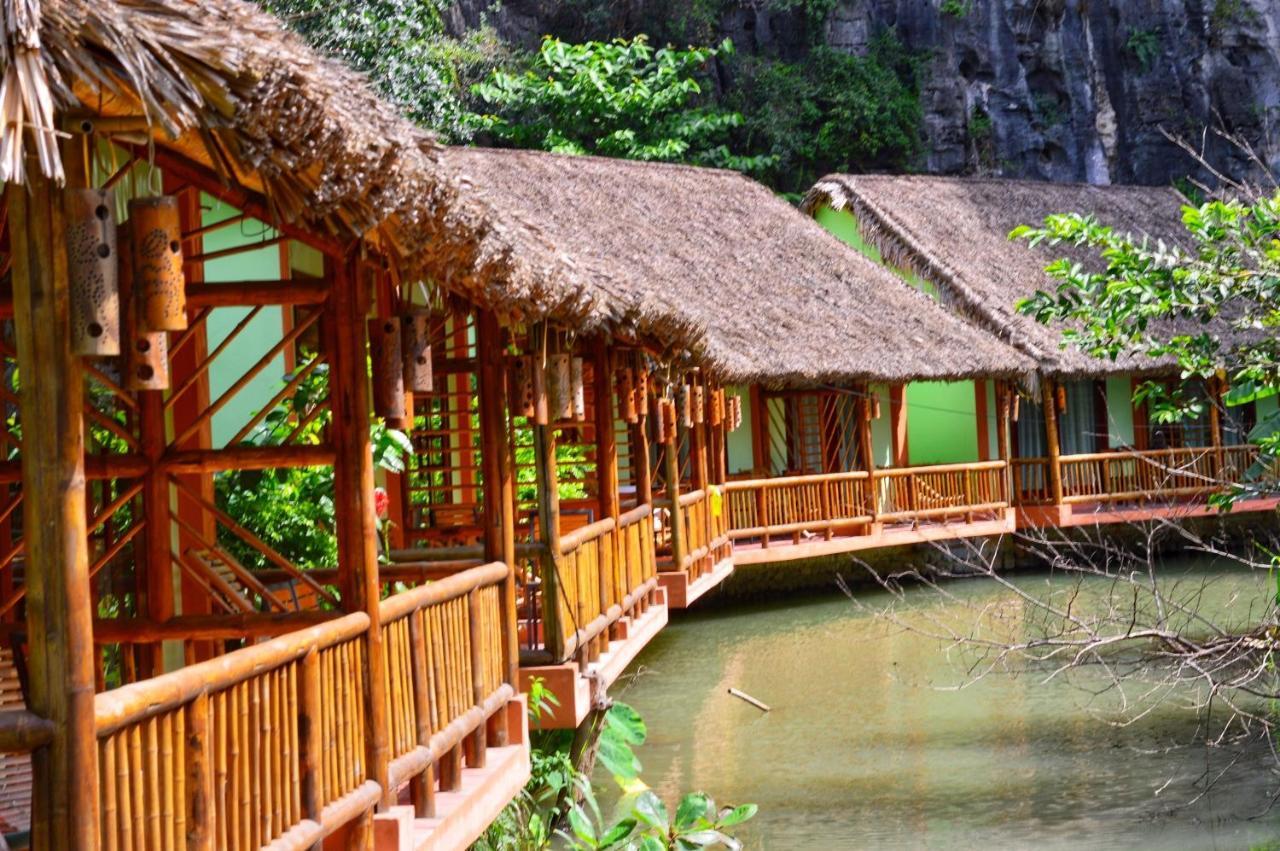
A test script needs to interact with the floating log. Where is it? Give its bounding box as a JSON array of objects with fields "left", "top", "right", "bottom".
[
  {"left": 369, "top": 316, "right": 407, "bottom": 427},
  {"left": 129, "top": 195, "right": 187, "bottom": 331},
  {"left": 508, "top": 355, "right": 535, "bottom": 419},
  {"left": 402, "top": 311, "right": 433, "bottom": 393},
  {"left": 547, "top": 353, "right": 572, "bottom": 421},
  {"left": 570, "top": 357, "right": 586, "bottom": 421},
  {"left": 120, "top": 221, "right": 169, "bottom": 390},
  {"left": 65, "top": 187, "right": 120, "bottom": 356},
  {"left": 727, "top": 688, "right": 770, "bottom": 713}
]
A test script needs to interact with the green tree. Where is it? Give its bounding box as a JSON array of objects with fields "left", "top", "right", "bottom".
[
  {"left": 726, "top": 34, "right": 924, "bottom": 196},
  {"left": 259, "top": 0, "right": 506, "bottom": 139},
  {"left": 1013, "top": 194, "right": 1280, "bottom": 499},
  {"left": 470, "top": 35, "right": 772, "bottom": 174}
]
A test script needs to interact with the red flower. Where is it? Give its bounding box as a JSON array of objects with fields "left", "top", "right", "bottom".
[{"left": 373, "top": 487, "right": 389, "bottom": 520}]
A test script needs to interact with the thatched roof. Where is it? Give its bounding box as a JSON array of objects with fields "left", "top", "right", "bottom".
[
  {"left": 802, "top": 174, "right": 1195, "bottom": 378},
  {"left": 432, "top": 147, "right": 1033, "bottom": 387}
]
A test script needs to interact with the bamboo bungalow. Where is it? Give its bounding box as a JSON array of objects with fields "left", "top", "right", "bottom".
[
  {"left": 802, "top": 175, "right": 1280, "bottom": 527},
  {"left": 426, "top": 149, "right": 1039, "bottom": 576}
]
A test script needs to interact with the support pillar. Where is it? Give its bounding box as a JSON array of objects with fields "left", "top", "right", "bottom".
[
  {"left": 328, "top": 255, "right": 390, "bottom": 819},
  {"left": 12, "top": 167, "right": 100, "bottom": 850},
  {"left": 889, "top": 384, "right": 909, "bottom": 468},
  {"left": 593, "top": 343, "right": 620, "bottom": 638},
  {"left": 748, "top": 384, "right": 768, "bottom": 475},
  {"left": 1043, "top": 376, "right": 1065, "bottom": 506},
  {"left": 531, "top": 328, "right": 565, "bottom": 662},
  {"left": 662, "top": 423, "right": 686, "bottom": 574}
]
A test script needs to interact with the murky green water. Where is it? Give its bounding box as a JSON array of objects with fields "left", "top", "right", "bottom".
[{"left": 608, "top": 561, "right": 1280, "bottom": 850}]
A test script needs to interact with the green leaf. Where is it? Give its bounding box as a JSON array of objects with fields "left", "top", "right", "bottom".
[
  {"left": 566, "top": 805, "right": 597, "bottom": 845},
  {"left": 632, "top": 791, "right": 669, "bottom": 831},
  {"left": 605, "top": 702, "right": 647, "bottom": 746},
  {"left": 596, "top": 731, "right": 641, "bottom": 781},
  {"left": 598, "top": 818, "right": 637, "bottom": 847},
  {"left": 675, "top": 793, "right": 711, "bottom": 830},
  {"left": 716, "top": 803, "right": 758, "bottom": 827}
]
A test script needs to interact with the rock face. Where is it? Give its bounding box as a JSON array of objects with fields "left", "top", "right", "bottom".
[{"left": 446, "top": 0, "right": 1280, "bottom": 185}]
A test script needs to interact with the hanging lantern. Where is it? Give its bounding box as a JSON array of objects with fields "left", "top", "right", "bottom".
[
  {"left": 119, "top": 222, "right": 169, "bottom": 391},
  {"left": 65, "top": 187, "right": 120, "bottom": 356},
  {"left": 509, "top": 356, "right": 536, "bottom": 419},
  {"left": 570, "top": 357, "right": 586, "bottom": 421},
  {"left": 872, "top": 394, "right": 882, "bottom": 420},
  {"left": 1055, "top": 383, "right": 1067, "bottom": 414},
  {"left": 402, "top": 311, "right": 433, "bottom": 393},
  {"left": 730, "top": 396, "right": 743, "bottom": 432},
  {"left": 677, "top": 383, "right": 692, "bottom": 428},
  {"left": 693, "top": 383, "right": 706, "bottom": 425},
  {"left": 660, "top": 399, "right": 677, "bottom": 442},
  {"left": 617, "top": 367, "right": 636, "bottom": 424},
  {"left": 709, "top": 388, "right": 723, "bottom": 427},
  {"left": 633, "top": 369, "right": 649, "bottom": 421},
  {"left": 129, "top": 196, "right": 187, "bottom": 331},
  {"left": 547, "top": 353, "right": 573, "bottom": 421},
  {"left": 369, "top": 317, "right": 407, "bottom": 427},
  {"left": 1011, "top": 394, "right": 1021, "bottom": 422}
]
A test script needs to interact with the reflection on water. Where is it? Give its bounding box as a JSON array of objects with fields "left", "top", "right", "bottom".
[{"left": 606, "top": 561, "right": 1280, "bottom": 850}]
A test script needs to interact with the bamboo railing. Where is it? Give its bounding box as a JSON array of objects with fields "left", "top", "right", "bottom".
[
  {"left": 380, "top": 562, "right": 513, "bottom": 807},
  {"left": 1014, "top": 444, "right": 1271, "bottom": 506},
  {"left": 655, "top": 489, "right": 733, "bottom": 579},
  {"left": 874, "top": 460, "right": 1009, "bottom": 522},
  {"left": 725, "top": 471, "right": 873, "bottom": 546},
  {"left": 91, "top": 562, "right": 516, "bottom": 851},
  {"left": 94, "top": 613, "right": 375, "bottom": 851},
  {"left": 724, "top": 461, "right": 1010, "bottom": 545},
  {"left": 533, "top": 504, "right": 658, "bottom": 666}
]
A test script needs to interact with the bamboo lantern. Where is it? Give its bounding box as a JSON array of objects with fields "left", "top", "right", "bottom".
[
  {"left": 402, "top": 311, "right": 433, "bottom": 393},
  {"left": 709, "top": 388, "right": 724, "bottom": 427},
  {"left": 570, "top": 357, "right": 586, "bottom": 421},
  {"left": 129, "top": 196, "right": 187, "bottom": 331},
  {"left": 633, "top": 369, "right": 649, "bottom": 421},
  {"left": 872, "top": 395, "right": 882, "bottom": 420},
  {"left": 65, "top": 187, "right": 120, "bottom": 356},
  {"left": 677, "top": 383, "right": 692, "bottom": 428},
  {"left": 1055, "top": 383, "right": 1067, "bottom": 414},
  {"left": 509, "top": 356, "right": 536, "bottom": 419},
  {"left": 1012, "top": 394, "right": 1021, "bottom": 422},
  {"left": 617, "top": 367, "right": 637, "bottom": 424},
  {"left": 547, "top": 353, "right": 573, "bottom": 421},
  {"left": 369, "top": 317, "right": 407, "bottom": 427},
  {"left": 731, "top": 396, "right": 743, "bottom": 431},
  {"left": 658, "top": 399, "right": 676, "bottom": 443},
  {"left": 532, "top": 358, "right": 549, "bottom": 425},
  {"left": 119, "top": 222, "right": 169, "bottom": 391},
  {"left": 692, "top": 383, "right": 705, "bottom": 425}
]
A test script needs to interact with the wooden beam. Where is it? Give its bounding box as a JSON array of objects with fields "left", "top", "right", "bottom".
[
  {"left": 974, "top": 380, "right": 990, "bottom": 462},
  {"left": 748, "top": 384, "right": 767, "bottom": 475},
  {"left": 889, "top": 384, "right": 909, "bottom": 468},
  {"left": 328, "top": 254, "right": 390, "bottom": 818},
  {"left": 184, "top": 280, "right": 329, "bottom": 308},
  {"left": 10, "top": 160, "right": 99, "bottom": 850}
]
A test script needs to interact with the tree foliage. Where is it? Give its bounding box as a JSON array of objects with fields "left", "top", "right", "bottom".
[
  {"left": 1014, "top": 195, "right": 1280, "bottom": 496},
  {"left": 260, "top": 0, "right": 505, "bottom": 140},
  {"left": 470, "top": 35, "right": 773, "bottom": 174},
  {"left": 727, "top": 34, "right": 924, "bottom": 195}
]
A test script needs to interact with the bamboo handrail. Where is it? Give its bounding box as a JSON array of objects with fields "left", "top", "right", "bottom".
[
  {"left": 0, "top": 709, "right": 54, "bottom": 751},
  {"left": 872, "top": 459, "right": 1007, "bottom": 477},
  {"left": 378, "top": 561, "right": 507, "bottom": 623},
  {"left": 725, "top": 470, "right": 869, "bottom": 489},
  {"left": 94, "top": 612, "right": 369, "bottom": 736},
  {"left": 559, "top": 517, "right": 615, "bottom": 555}
]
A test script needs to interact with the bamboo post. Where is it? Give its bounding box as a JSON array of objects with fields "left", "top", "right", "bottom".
[
  {"left": 532, "top": 339, "right": 566, "bottom": 660},
  {"left": 327, "top": 255, "right": 390, "bottom": 817},
  {"left": 593, "top": 343, "right": 622, "bottom": 636},
  {"left": 406, "top": 612, "right": 435, "bottom": 816},
  {"left": 663, "top": 425, "right": 686, "bottom": 573},
  {"left": 299, "top": 648, "right": 323, "bottom": 841},
  {"left": 748, "top": 385, "right": 768, "bottom": 474},
  {"left": 466, "top": 590, "right": 487, "bottom": 767},
  {"left": 857, "top": 386, "right": 877, "bottom": 522},
  {"left": 11, "top": 160, "right": 100, "bottom": 850},
  {"left": 476, "top": 312, "right": 518, "bottom": 722},
  {"left": 186, "top": 692, "right": 212, "bottom": 851},
  {"left": 996, "top": 383, "right": 1013, "bottom": 504},
  {"left": 1042, "top": 376, "right": 1065, "bottom": 506},
  {"left": 1208, "top": 377, "right": 1225, "bottom": 483}
]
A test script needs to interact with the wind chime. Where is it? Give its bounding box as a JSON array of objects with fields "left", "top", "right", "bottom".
[
  {"left": 65, "top": 187, "right": 120, "bottom": 357},
  {"left": 369, "top": 315, "right": 407, "bottom": 428}
]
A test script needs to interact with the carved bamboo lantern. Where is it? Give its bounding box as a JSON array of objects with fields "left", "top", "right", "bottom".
[
  {"left": 509, "top": 356, "right": 536, "bottom": 419},
  {"left": 659, "top": 398, "right": 676, "bottom": 443},
  {"left": 1055, "top": 383, "right": 1067, "bottom": 414},
  {"left": 677, "top": 383, "right": 692, "bottom": 429},
  {"left": 729, "top": 396, "right": 742, "bottom": 432},
  {"left": 370, "top": 316, "right": 407, "bottom": 427},
  {"left": 547, "top": 353, "right": 573, "bottom": 421},
  {"left": 570, "top": 357, "right": 586, "bottom": 421},
  {"left": 692, "top": 382, "right": 706, "bottom": 425},
  {"left": 119, "top": 222, "right": 169, "bottom": 391},
  {"left": 532, "top": 358, "right": 549, "bottom": 425},
  {"left": 402, "top": 311, "right": 433, "bottom": 393},
  {"left": 617, "top": 367, "right": 637, "bottom": 424},
  {"left": 65, "top": 187, "right": 120, "bottom": 356},
  {"left": 1012, "top": 394, "right": 1021, "bottom": 422},
  {"left": 709, "top": 388, "right": 723, "bottom": 427},
  {"left": 129, "top": 196, "right": 187, "bottom": 331},
  {"left": 634, "top": 369, "right": 649, "bottom": 421}
]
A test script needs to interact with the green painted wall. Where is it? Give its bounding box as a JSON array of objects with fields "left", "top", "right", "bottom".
[
  {"left": 813, "top": 204, "right": 940, "bottom": 299},
  {"left": 1105, "top": 377, "right": 1136, "bottom": 446},
  {"left": 906, "top": 381, "right": 979, "bottom": 465},
  {"left": 200, "top": 197, "right": 291, "bottom": 447},
  {"left": 725, "top": 385, "right": 755, "bottom": 474}
]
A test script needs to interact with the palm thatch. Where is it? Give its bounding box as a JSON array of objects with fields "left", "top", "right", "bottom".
[
  {"left": 802, "top": 174, "right": 1197, "bottom": 378},
  {"left": 432, "top": 147, "right": 1033, "bottom": 387}
]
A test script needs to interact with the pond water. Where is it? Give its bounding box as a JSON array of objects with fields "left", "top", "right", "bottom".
[{"left": 606, "top": 560, "right": 1280, "bottom": 850}]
